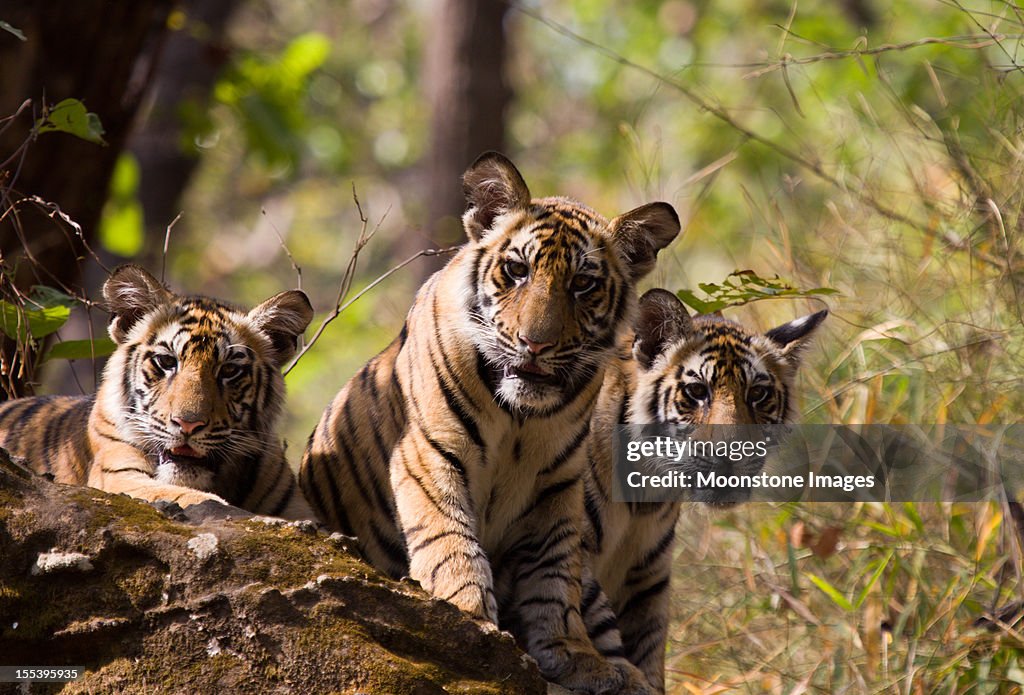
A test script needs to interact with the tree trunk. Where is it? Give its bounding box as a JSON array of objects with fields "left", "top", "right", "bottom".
[
  {"left": 131, "top": 0, "right": 242, "bottom": 268},
  {"left": 411, "top": 0, "right": 511, "bottom": 276},
  {"left": 0, "top": 1, "right": 173, "bottom": 398}
]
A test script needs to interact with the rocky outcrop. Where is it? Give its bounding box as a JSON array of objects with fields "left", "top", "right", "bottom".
[{"left": 0, "top": 453, "right": 545, "bottom": 694}]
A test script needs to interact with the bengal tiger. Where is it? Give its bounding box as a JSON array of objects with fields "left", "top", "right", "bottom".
[
  {"left": 583, "top": 288, "right": 827, "bottom": 692},
  {"left": 301, "top": 152, "right": 680, "bottom": 694},
  {"left": 0, "top": 264, "right": 315, "bottom": 519}
]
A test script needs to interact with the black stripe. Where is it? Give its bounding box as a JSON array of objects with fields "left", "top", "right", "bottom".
[
  {"left": 541, "top": 423, "right": 589, "bottom": 475},
  {"left": 102, "top": 466, "right": 153, "bottom": 475},
  {"left": 370, "top": 523, "right": 409, "bottom": 575},
  {"left": 619, "top": 578, "right": 669, "bottom": 616},
  {"left": 584, "top": 487, "right": 604, "bottom": 550},
  {"left": 532, "top": 476, "right": 580, "bottom": 511},
  {"left": 421, "top": 429, "right": 469, "bottom": 489},
  {"left": 637, "top": 524, "right": 676, "bottom": 568},
  {"left": 249, "top": 456, "right": 288, "bottom": 512},
  {"left": 268, "top": 474, "right": 295, "bottom": 517},
  {"left": 230, "top": 453, "right": 262, "bottom": 506}
]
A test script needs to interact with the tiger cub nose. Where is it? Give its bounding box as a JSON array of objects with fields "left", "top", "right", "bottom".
[
  {"left": 172, "top": 418, "right": 207, "bottom": 435},
  {"left": 518, "top": 334, "right": 555, "bottom": 356}
]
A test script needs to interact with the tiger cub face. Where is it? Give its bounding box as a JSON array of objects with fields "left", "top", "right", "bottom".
[
  {"left": 460, "top": 153, "right": 680, "bottom": 414},
  {"left": 631, "top": 288, "right": 826, "bottom": 504},
  {"left": 101, "top": 265, "right": 313, "bottom": 490}
]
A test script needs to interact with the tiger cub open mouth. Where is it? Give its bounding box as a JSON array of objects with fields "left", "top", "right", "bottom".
[
  {"left": 503, "top": 362, "right": 559, "bottom": 385},
  {"left": 160, "top": 445, "right": 215, "bottom": 469}
]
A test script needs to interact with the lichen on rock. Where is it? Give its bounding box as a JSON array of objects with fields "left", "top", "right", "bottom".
[{"left": 0, "top": 451, "right": 547, "bottom": 694}]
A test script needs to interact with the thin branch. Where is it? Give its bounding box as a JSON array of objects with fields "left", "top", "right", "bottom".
[
  {"left": 161, "top": 211, "right": 182, "bottom": 284},
  {"left": 282, "top": 185, "right": 386, "bottom": 376},
  {"left": 947, "top": 0, "right": 1024, "bottom": 74},
  {"left": 25, "top": 195, "right": 110, "bottom": 274},
  {"left": 509, "top": 1, "right": 1012, "bottom": 271},
  {"left": 743, "top": 33, "right": 1017, "bottom": 78},
  {"left": 283, "top": 244, "right": 458, "bottom": 376},
  {"left": 262, "top": 207, "right": 302, "bottom": 292}
]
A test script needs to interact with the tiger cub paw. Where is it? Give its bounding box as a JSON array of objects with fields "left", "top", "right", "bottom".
[
  {"left": 446, "top": 583, "right": 499, "bottom": 625},
  {"left": 171, "top": 489, "right": 230, "bottom": 509},
  {"left": 609, "top": 658, "right": 655, "bottom": 695},
  {"left": 538, "top": 640, "right": 650, "bottom": 694}
]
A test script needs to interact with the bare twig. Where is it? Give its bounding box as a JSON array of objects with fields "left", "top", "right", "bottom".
[
  {"left": 743, "top": 33, "right": 1018, "bottom": 78},
  {"left": 161, "top": 211, "right": 182, "bottom": 284},
  {"left": 947, "top": 0, "right": 1024, "bottom": 74},
  {"left": 25, "top": 195, "right": 110, "bottom": 274},
  {"left": 283, "top": 185, "right": 389, "bottom": 376},
  {"left": 262, "top": 207, "right": 302, "bottom": 292},
  {"left": 284, "top": 244, "right": 458, "bottom": 376}
]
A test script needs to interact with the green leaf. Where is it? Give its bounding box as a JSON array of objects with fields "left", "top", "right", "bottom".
[
  {"left": 44, "top": 338, "right": 117, "bottom": 362},
  {"left": 279, "top": 33, "right": 331, "bottom": 81},
  {"left": 675, "top": 270, "right": 839, "bottom": 314},
  {"left": 0, "top": 301, "right": 71, "bottom": 340},
  {"left": 37, "top": 98, "right": 107, "bottom": 145},
  {"left": 853, "top": 551, "right": 893, "bottom": 609},
  {"left": 806, "top": 573, "right": 854, "bottom": 611},
  {"left": 28, "top": 285, "right": 77, "bottom": 309},
  {"left": 0, "top": 20, "right": 26, "bottom": 41},
  {"left": 676, "top": 289, "right": 727, "bottom": 314}
]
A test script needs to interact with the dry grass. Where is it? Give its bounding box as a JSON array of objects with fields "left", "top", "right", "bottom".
[{"left": 665, "top": 501, "right": 1024, "bottom": 693}]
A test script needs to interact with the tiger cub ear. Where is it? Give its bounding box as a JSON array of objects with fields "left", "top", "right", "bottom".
[
  {"left": 634, "top": 288, "right": 693, "bottom": 369},
  {"left": 764, "top": 309, "right": 828, "bottom": 362},
  {"left": 461, "top": 151, "right": 532, "bottom": 241},
  {"left": 103, "top": 264, "right": 173, "bottom": 343},
  {"left": 248, "top": 290, "right": 315, "bottom": 368},
  {"left": 608, "top": 202, "right": 681, "bottom": 281}
]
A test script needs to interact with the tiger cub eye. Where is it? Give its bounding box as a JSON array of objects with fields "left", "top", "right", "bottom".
[
  {"left": 748, "top": 384, "right": 770, "bottom": 403},
  {"left": 570, "top": 275, "right": 597, "bottom": 294},
  {"left": 684, "top": 382, "right": 709, "bottom": 401},
  {"left": 504, "top": 260, "right": 529, "bottom": 280},
  {"left": 152, "top": 353, "right": 177, "bottom": 371}
]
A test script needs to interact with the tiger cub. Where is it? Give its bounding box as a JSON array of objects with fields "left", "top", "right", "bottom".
[
  {"left": 0, "top": 264, "right": 315, "bottom": 519},
  {"left": 584, "top": 289, "right": 827, "bottom": 692},
  {"left": 301, "top": 152, "right": 680, "bottom": 694}
]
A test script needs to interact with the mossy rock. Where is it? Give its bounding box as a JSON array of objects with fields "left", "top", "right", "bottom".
[{"left": 0, "top": 461, "right": 545, "bottom": 694}]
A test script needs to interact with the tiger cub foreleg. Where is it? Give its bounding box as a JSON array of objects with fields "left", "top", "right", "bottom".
[
  {"left": 614, "top": 514, "right": 678, "bottom": 694},
  {"left": 580, "top": 568, "right": 628, "bottom": 657},
  {"left": 500, "top": 478, "right": 652, "bottom": 694},
  {"left": 389, "top": 429, "right": 498, "bottom": 623}
]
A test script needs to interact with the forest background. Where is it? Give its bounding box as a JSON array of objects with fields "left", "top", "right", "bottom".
[{"left": 2, "top": 0, "right": 1024, "bottom": 691}]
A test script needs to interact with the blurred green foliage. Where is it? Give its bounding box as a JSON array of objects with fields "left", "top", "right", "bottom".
[
  {"left": 99, "top": 154, "right": 145, "bottom": 257},
  {"left": 210, "top": 32, "right": 331, "bottom": 173}
]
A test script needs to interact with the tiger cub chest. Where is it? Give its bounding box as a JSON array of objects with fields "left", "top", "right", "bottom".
[{"left": 471, "top": 418, "right": 587, "bottom": 551}]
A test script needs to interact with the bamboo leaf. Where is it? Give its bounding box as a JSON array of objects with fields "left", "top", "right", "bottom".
[{"left": 807, "top": 573, "right": 854, "bottom": 611}]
